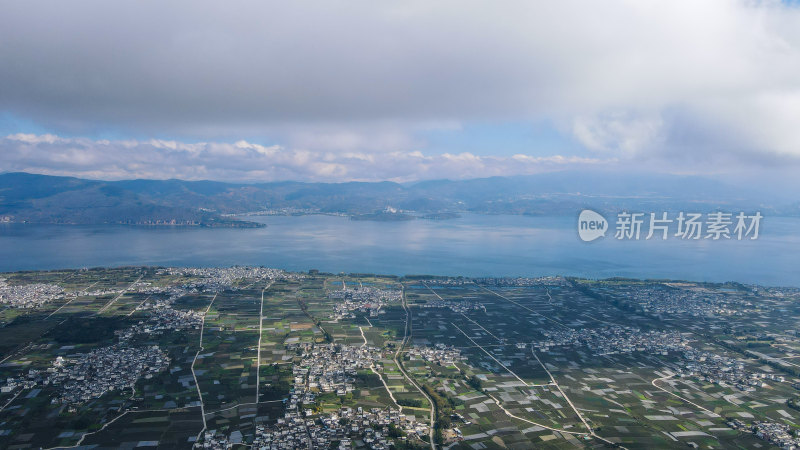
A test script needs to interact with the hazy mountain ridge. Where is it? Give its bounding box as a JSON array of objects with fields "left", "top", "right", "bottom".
[{"left": 0, "top": 171, "right": 791, "bottom": 226}]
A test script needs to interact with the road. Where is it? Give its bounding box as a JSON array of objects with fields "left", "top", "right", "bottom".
[
  {"left": 451, "top": 322, "right": 529, "bottom": 386},
  {"left": 484, "top": 391, "right": 589, "bottom": 436},
  {"left": 393, "top": 285, "right": 437, "bottom": 450},
  {"left": 96, "top": 274, "right": 143, "bottom": 315},
  {"left": 359, "top": 325, "right": 368, "bottom": 347},
  {"left": 0, "top": 389, "right": 22, "bottom": 413},
  {"left": 127, "top": 294, "right": 153, "bottom": 317},
  {"left": 528, "top": 348, "right": 627, "bottom": 447},
  {"left": 423, "top": 282, "right": 503, "bottom": 342},
  {"left": 651, "top": 372, "right": 719, "bottom": 417},
  {"left": 44, "top": 407, "right": 191, "bottom": 450},
  {"left": 474, "top": 282, "right": 568, "bottom": 329},
  {"left": 255, "top": 281, "right": 273, "bottom": 404},
  {"left": 46, "top": 280, "right": 101, "bottom": 320},
  {"left": 361, "top": 325, "right": 403, "bottom": 412},
  {"left": 192, "top": 292, "right": 218, "bottom": 443},
  {"left": 466, "top": 283, "right": 624, "bottom": 448}
]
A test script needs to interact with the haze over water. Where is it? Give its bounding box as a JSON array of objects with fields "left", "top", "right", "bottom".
[{"left": 1, "top": 214, "right": 798, "bottom": 287}]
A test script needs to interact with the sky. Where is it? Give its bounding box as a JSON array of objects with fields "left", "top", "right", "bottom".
[{"left": 1, "top": 0, "right": 800, "bottom": 183}]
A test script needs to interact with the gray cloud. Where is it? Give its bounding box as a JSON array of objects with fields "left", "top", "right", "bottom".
[{"left": 1, "top": 1, "right": 800, "bottom": 169}]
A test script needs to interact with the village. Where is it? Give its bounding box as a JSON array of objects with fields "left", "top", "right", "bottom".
[
  {"left": 407, "top": 344, "right": 463, "bottom": 366},
  {"left": 328, "top": 285, "right": 401, "bottom": 320},
  {"left": 538, "top": 325, "right": 786, "bottom": 391},
  {"left": 419, "top": 298, "right": 484, "bottom": 314},
  {"left": 728, "top": 419, "right": 800, "bottom": 449},
  {"left": 3, "top": 344, "right": 169, "bottom": 405},
  {"left": 538, "top": 325, "right": 691, "bottom": 355},
  {"left": 293, "top": 343, "right": 380, "bottom": 396},
  {"left": 198, "top": 342, "right": 430, "bottom": 449},
  {"left": 0, "top": 277, "right": 64, "bottom": 308},
  {"left": 199, "top": 407, "right": 425, "bottom": 450},
  {"left": 164, "top": 266, "right": 292, "bottom": 292},
  {"left": 679, "top": 349, "right": 786, "bottom": 392},
  {"left": 595, "top": 283, "right": 758, "bottom": 317}
]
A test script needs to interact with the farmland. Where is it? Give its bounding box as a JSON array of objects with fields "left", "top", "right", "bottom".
[{"left": 0, "top": 268, "right": 798, "bottom": 448}]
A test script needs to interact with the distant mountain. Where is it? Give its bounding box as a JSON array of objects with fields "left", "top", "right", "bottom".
[
  {"left": 0, "top": 171, "right": 789, "bottom": 227},
  {"left": 0, "top": 173, "right": 263, "bottom": 227}
]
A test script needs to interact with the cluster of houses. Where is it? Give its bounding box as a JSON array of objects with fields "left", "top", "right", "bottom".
[
  {"left": 538, "top": 326, "right": 690, "bottom": 355},
  {"left": 536, "top": 326, "right": 783, "bottom": 392},
  {"left": 197, "top": 341, "right": 427, "bottom": 449},
  {"left": 752, "top": 285, "right": 800, "bottom": 298},
  {"left": 295, "top": 343, "right": 380, "bottom": 396},
  {"left": 470, "top": 276, "right": 568, "bottom": 287},
  {"left": 728, "top": 419, "right": 800, "bottom": 449},
  {"left": 229, "top": 207, "right": 322, "bottom": 216},
  {"left": 132, "top": 284, "right": 193, "bottom": 309},
  {"left": 116, "top": 307, "right": 203, "bottom": 342},
  {"left": 328, "top": 286, "right": 401, "bottom": 320},
  {"left": 407, "top": 344, "right": 463, "bottom": 366},
  {"left": 244, "top": 407, "right": 425, "bottom": 449},
  {"left": 596, "top": 283, "right": 755, "bottom": 317},
  {"left": 163, "top": 266, "right": 292, "bottom": 291},
  {"left": 421, "top": 276, "right": 567, "bottom": 287},
  {"left": 419, "top": 298, "right": 485, "bottom": 313},
  {"left": 679, "top": 350, "right": 782, "bottom": 391},
  {"left": 0, "top": 278, "right": 64, "bottom": 308},
  {"left": 3, "top": 345, "right": 169, "bottom": 404}
]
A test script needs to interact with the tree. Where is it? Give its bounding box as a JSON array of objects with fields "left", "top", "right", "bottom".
[{"left": 467, "top": 375, "right": 483, "bottom": 391}]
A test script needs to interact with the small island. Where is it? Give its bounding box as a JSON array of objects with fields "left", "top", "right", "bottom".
[
  {"left": 350, "top": 206, "right": 416, "bottom": 222},
  {"left": 349, "top": 211, "right": 415, "bottom": 222},
  {"left": 420, "top": 212, "right": 461, "bottom": 220}
]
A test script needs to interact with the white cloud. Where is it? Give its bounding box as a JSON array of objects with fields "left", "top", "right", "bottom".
[
  {"left": 572, "top": 112, "right": 664, "bottom": 157},
  {"left": 0, "top": 134, "right": 605, "bottom": 182}
]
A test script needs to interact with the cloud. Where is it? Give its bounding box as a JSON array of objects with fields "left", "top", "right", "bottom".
[
  {"left": 0, "top": 134, "right": 605, "bottom": 182},
  {"left": 572, "top": 112, "right": 665, "bottom": 157},
  {"left": 1, "top": 0, "right": 800, "bottom": 167}
]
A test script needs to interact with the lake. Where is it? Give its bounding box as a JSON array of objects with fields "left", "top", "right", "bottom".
[{"left": 1, "top": 214, "right": 799, "bottom": 286}]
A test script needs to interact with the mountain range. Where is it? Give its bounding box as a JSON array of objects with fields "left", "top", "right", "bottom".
[{"left": 0, "top": 171, "right": 794, "bottom": 227}]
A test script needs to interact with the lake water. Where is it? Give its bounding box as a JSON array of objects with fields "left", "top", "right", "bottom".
[{"left": 1, "top": 214, "right": 799, "bottom": 286}]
